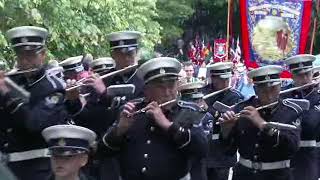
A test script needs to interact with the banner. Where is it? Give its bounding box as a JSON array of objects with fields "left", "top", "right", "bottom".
[
  {"left": 214, "top": 39, "right": 227, "bottom": 62},
  {"left": 240, "top": 0, "right": 312, "bottom": 77}
]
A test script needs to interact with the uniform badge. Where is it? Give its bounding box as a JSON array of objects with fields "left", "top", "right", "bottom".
[
  {"left": 298, "top": 62, "right": 304, "bottom": 68},
  {"left": 21, "top": 37, "right": 28, "bottom": 43},
  {"left": 58, "top": 138, "right": 66, "bottom": 146},
  {"left": 206, "top": 120, "right": 213, "bottom": 129},
  {"left": 119, "top": 40, "right": 124, "bottom": 46},
  {"left": 314, "top": 105, "right": 320, "bottom": 112},
  {"left": 265, "top": 75, "right": 270, "bottom": 80},
  {"left": 160, "top": 68, "right": 166, "bottom": 74},
  {"left": 292, "top": 118, "right": 301, "bottom": 127},
  {"left": 45, "top": 93, "right": 62, "bottom": 108}
]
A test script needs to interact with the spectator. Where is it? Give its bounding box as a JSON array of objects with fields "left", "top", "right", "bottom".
[{"left": 183, "top": 61, "right": 199, "bottom": 82}]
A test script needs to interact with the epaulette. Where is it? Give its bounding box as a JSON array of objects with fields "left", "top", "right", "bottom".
[
  {"left": 282, "top": 98, "right": 310, "bottom": 114},
  {"left": 177, "top": 100, "right": 202, "bottom": 112}
]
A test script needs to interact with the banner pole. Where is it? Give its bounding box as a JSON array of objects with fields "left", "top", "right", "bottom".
[
  {"left": 310, "top": 0, "right": 319, "bottom": 54},
  {"left": 226, "top": 0, "right": 231, "bottom": 61}
]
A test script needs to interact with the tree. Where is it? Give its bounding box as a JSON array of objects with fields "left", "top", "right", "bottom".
[{"left": 0, "top": 0, "right": 162, "bottom": 67}]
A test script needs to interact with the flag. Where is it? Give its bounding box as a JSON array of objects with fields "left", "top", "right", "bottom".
[
  {"left": 229, "top": 38, "right": 236, "bottom": 62},
  {"left": 214, "top": 39, "right": 227, "bottom": 62},
  {"left": 234, "top": 37, "right": 241, "bottom": 64},
  {"left": 239, "top": 0, "right": 313, "bottom": 78}
]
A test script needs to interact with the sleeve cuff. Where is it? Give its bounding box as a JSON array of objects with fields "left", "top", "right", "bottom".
[
  {"left": 168, "top": 123, "right": 191, "bottom": 149},
  {"left": 1, "top": 92, "right": 25, "bottom": 114},
  {"left": 261, "top": 126, "right": 280, "bottom": 147},
  {"left": 102, "top": 127, "right": 126, "bottom": 151}
]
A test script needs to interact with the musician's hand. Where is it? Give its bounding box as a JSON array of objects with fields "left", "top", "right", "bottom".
[
  {"left": 218, "top": 111, "right": 237, "bottom": 124},
  {"left": 198, "top": 99, "right": 208, "bottom": 110},
  {"left": 145, "top": 101, "right": 172, "bottom": 130},
  {"left": 83, "top": 74, "right": 106, "bottom": 95},
  {"left": 240, "top": 106, "right": 266, "bottom": 130},
  {"left": 0, "top": 71, "right": 10, "bottom": 96},
  {"left": 65, "top": 79, "right": 80, "bottom": 100},
  {"left": 117, "top": 102, "right": 137, "bottom": 135},
  {"left": 218, "top": 111, "right": 237, "bottom": 139}
]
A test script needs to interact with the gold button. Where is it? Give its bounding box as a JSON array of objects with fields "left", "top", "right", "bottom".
[
  {"left": 141, "top": 167, "right": 147, "bottom": 173},
  {"left": 255, "top": 144, "right": 259, "bottom": 148},
  {"left": 144, "top": 154, "right": 148, "bottom": 158},
  {"left": 150, "top": 127, "right": 155, "bottom": 132},
  {"left": 254, "top": 155, "right": 258, "bottom": 160},
  {"left": 146, "top": 140, "right": 151, "bottom": 144},
  {"left": 4, "top": 143, "right": 8, "bottom": 148},
  {"left": 6, "top": 128, "right": 12, "bottom": 133}
]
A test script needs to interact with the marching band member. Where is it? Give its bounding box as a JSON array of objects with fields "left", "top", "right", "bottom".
[
  {"left": 282, "top": 54, "right": 320, "bottom": 180},
  {"left": 219, "top": 65, "right": 306, "bottom": 180},
  {"left": 203, "top": 62, "right": 243, "bottom": 180},
  {"left": 42, "top": 125, "right": 97, "bottom": 180},
  {"left": 102, "top": 57, "right": 208, "bottom": 180},
  {"left": 178, "top": 81, "right": 213, "bottom": 180},
  {"left": 0, "top": 26, "right": 68, "bottom": 180},
  {"left": 67, "top": 31, "right": 144, "bottom": 180}
]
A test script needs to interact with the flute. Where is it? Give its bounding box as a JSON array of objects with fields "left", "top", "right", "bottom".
[
  {"left": 280, "top": 82, "right": 317, "bottom": 94},
  {"left": 66, "top": 64, "right": 138, "bottom": 91},
  {"left": 131, "top": 99, "right": 177, "bottom": 116}
]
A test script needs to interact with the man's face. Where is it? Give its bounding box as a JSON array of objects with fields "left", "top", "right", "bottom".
[
  {"left": 144, "top": 80, "right": 178, "bottom": 104},
  {"left": 51, "top": 154, "right": 88, "bottom": 178},
  {"left": 254, "top": 83, "right": 281, "bottom": 105},
  {"left": 184, "top": 65, "right": 194, "bottom": 78},
  {"left": 292, "top": 71, "right": 312, "bottom": 87},
  {"left": 16, "top": 49, "right": 45, "bottom": 70},
  {"left": 111, "top": 49, "right": 137, "bottom": 69},
  {"left": 210, "top": 75, "right": 229, "bottom": 90}
]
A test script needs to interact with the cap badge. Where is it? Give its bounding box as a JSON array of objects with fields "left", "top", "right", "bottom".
[
  {"left": 119, "top": 40, "right": 124, "bottom": 46},
  {"left": 160, "top": 68, "right": 166, "bottom": 74},
  {"left": 265, "top": 75, "right": 271, "bottom": 80},
  {"left": 21, "top": 37, "right": 28, "bottom": 43},
  {"left": 299, "top": 63, "right": 304, "bottom": 68},
  {"left": 58, "top": 138, "right": 66, "bottom": 146}
]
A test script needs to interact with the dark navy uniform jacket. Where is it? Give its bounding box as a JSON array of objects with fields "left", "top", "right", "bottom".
[
  {"left": 70, "top": 68, "right": 144, "bottom": 136},
  {"left": 223, "top": 97, "right": 302, "bottom": 180},
  {"left": 202, "top": 86, "right": 243, "bottom": 168},
  {"left": 66, "top": 68, "right": 144, "bottom": 180},
  {"left": 102, "top": 99, "right": 208, "bottom": 180},
  {"left": 281, "top": 85, "right": 320, "bottom": 180},
  {"left": 0, "top": 67, "right": 68, "bottom": 180}
]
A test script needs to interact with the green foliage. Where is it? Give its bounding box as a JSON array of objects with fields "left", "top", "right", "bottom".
[
  {"left": 0, "top": 0, "right": 163, "bottom": 67},
  {"left": 155, "top": 0, "right": 194, "bottom": 46}
]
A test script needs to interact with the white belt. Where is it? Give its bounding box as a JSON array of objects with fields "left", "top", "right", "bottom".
[
  {"left": 8, "top": 148, "right": 49, "bottom": 162},
  {"left": 179, "top": 173, "right": 190, "bottom": 180},
  {"left": 239, "top": 157, "right": 290, "bottom": 170},
  {"left": 212, "top": 134, "right": 220, "bottom": 140},
  {"left": 299, "top": 140, "right": 317, "bottom": 147}
]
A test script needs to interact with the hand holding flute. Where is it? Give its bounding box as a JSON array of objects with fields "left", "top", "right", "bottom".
[{"left": 0, "top": 71, "right": 10, "bottom": 95}]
